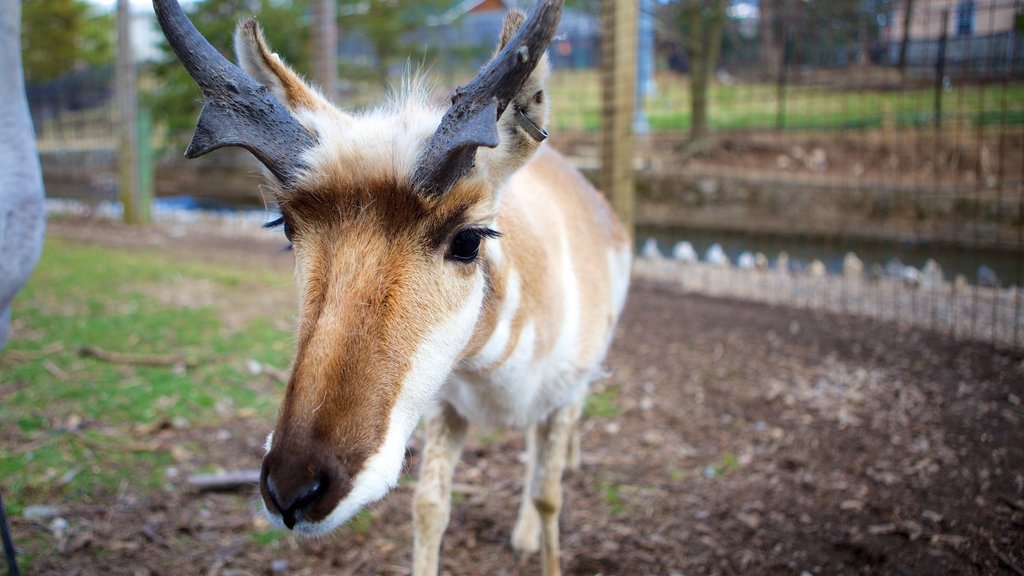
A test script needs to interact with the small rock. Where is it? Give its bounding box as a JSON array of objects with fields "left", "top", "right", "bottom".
[
  {"left": 977, "top": 265, "right": 999, "bottom": 287},
  {"left": 953, "top": 274, "right": 969, "bottom": 292},
  {"left": 776, "top": 155, "right": 792, "bottom": 169},
  {"left": 640, "top": 238, "right": 662, "bottom": 260},
  {"left": 775, "top": 252, "right": 789, "bottom": 273},
  {"left": 22, "top": 505, "right": 60, "bottom": 520},
  {"left": 754, "top": 253, "right": 769, "bottom": 270},
  {"left": 737, "top": 252, "right": 755, "bottom": 270},
  {"left": 603, "top": 422, "right": 620, "bottom": 435},
  {"left": 697, "top": 178, "right": 719, "bottom": 196},
  {"left": 921, "top": 259, "right": 944, "bottom": 289},
  {"left": 885, "top": 257, "right": 905, "bottom": 278},
  {"left": 705, "top": 244, "right": 728, "bottom": 266},
  {"left": 671, "top": 241, "right": 698, "bottom": 263},
  {"left": 922, "top": 509, "right": 943, "bottom": 524},
  {"left": 843, "top": 252, "right": 863, "bottom": 279},
  {"left": 807, "top": 259, "right": 827, "bottom": 277},
  {"left": 246, "top": 359, "right": 263, "bottom": 376},
  {"left": 901, "top": 266, "right": 921, "bottom": 288},
  {"left": 806, "top": 147, "right": 827, "bottom": 171},
  {"left": 840, "top": 499, "right": 863, "bottom": 511},
  {"left": 49, "top": 517, "right": 69, "bottom": 538},
  {"left": 737, "top": 511, "right": 761, "bottom": 530},
  {"left": 271, "top": 559, "right": 289, "bottom": 573},
  {"left": 642, "top": 430, "right": 665, "bottom": 446}
]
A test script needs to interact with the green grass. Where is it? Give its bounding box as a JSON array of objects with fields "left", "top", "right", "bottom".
[
  {"left": 584, "top": 386, "right": 620, "bottom": 419},
  {"left": 0, "top": 238, "right": 294, "bottom": 512},
  {"left": 598, "top": 479, "right": 627, "bottom": 517},
  {"left": 548, "top": 69, "right": 1024, "bottom": 133}
]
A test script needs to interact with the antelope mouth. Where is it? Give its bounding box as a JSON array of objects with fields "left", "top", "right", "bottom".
[{"left": 258, "top": 424, "right": 410, "bottom": 536}]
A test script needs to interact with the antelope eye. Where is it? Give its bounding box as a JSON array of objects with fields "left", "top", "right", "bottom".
[
  {"left": 447, "top": 228, "right": 500, "bottom": 263},
  {"left": 449, "top": 230, "right": 483, "bottom": 263}
]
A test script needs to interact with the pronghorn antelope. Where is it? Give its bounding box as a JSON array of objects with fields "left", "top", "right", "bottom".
[{"left": 153, "top": 0, "right": 631, "bottom": 573}]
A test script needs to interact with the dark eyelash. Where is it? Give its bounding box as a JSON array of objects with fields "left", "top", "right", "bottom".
[
  {"left": 464, "top": 227, "right": 502, "bottom": 240},
  {"left": 263, "top": 216, "right": 285, "bottom": 230}
]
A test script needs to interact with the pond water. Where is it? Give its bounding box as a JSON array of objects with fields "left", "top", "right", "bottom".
[
  {"left": 637, "top": 226, "right": 1024, "bottom": 287},
  {"left": 95, "top": 196, "right": 1023, "bottom": 288}
]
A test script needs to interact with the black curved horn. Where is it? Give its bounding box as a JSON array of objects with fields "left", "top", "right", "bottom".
[
  {"left": 413, "top": 0, "right": 563, "bottom": 197},
  {"left": 152, "top": 0, "right": 315, "bottom": 188}
]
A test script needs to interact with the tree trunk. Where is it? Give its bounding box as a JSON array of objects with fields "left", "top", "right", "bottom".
[
  {"left": 759, "top": 0, "right": 780, "bottom": 77},
  {"left": 687, "top": 0, "right": 726, "bottom": 146},
  {"left": 898, "top": 0, "right": 916, "bottom": 78},
  {"left": 311, "top": 0, "right": 337, "bottom": 99},
  {"left": 0, "top": 0, "right": 46, "bottom": 351}
]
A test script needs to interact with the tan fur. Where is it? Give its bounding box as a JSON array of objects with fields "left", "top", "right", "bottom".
[{"left": 237, "top": 9, "right": 630, "bottom": 575}]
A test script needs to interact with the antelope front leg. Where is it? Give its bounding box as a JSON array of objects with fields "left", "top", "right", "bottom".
[
  {"left": 533, "top": 404, "right": 575, "bottom": 576},
  {"left": 413, "top": 403, "right": 468, "bottom": 576},
  {"left": 511, "top": 424, "right": 540, "bottom": 553},
  {"left": 565, "top": 399, "right": 583, "bottom": 472}
]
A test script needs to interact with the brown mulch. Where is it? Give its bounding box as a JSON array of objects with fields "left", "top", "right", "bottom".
[{"left": 9, "top": 221, "right": 1024, "bottom": 575}]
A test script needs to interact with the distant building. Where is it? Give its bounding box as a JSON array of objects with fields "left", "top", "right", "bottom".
[
  {"left": 885, "top": 0, "right": 1022, "bottom": 76},
  {"left": 338, "top": 0, "right": 600, "bottom": 75}
]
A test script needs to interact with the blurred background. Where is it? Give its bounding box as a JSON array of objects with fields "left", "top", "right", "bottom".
[
  {"left": 3, "top": 0, "right": 1024, "bottom": 574},
  {"left": 25, "top": 0, "right": 1024, "bottom": 346}
]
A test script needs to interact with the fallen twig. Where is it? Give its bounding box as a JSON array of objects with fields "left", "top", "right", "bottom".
[
  {"left": 78, "top": 345, "right": 197, "bottom": 368},
  {"left": 262, "top": 364, "right": 290, "bottom": 385},
  {"left": 188, "top": 470, "right": 260, "bottom": 492},
  {"left": 1, "top": 342, "right": 65, "bottom": 363},
  {"left": 991, "top": 540, "right": 1024, "bottom": 576}
]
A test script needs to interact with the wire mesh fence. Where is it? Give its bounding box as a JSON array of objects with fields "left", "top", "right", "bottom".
[{"left": 24, "top": 0, "right": 1024, "bottom": 348}]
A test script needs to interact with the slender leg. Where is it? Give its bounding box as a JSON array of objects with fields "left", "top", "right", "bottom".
[
  {"left": 412, "top": 403, "right": 468, "bottom": 576},
  {"left": 0, "top": 490, "right": 19, "bottom": 576},
  {"left": 533, "top": 405, "right": 575, "bottom": 576},
  {"left": 564, "top": 400, "right": 583, "bottom": 472},
  {"left": 511, "top": 424, "right": 540, "bottom": 553}
]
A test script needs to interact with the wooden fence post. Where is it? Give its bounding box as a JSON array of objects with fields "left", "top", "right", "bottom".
[
  {"left": 117, "top": 0, "right": 148, "bottom": 224},
  {"left": 600, "top": 0, "right": 637, "bottom": 241}
]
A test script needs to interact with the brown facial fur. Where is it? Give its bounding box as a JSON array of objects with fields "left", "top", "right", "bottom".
[{"left": 265, "top": 168, "right": 494, "bottom": 521}]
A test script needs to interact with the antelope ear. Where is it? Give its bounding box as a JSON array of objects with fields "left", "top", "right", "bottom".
[
  {"left": 479, "top": 10, "right": 551, "bottom": 189},
  {"left": 233, "top": 19, "right": 339, "bottom": 119}
]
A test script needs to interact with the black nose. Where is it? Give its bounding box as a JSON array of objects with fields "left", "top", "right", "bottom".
[
  {"left": 264, "top": 473, "right": 328, "bottom": 529},
  {"left": 260, "top": 445, "right": 352, "bottom": 529}
]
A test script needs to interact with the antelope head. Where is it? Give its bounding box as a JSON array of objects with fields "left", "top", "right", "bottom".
[{"left": 153, "top": 0, "right": 562, "bottom": 534}]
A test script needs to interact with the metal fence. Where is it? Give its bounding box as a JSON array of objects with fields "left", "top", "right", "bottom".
[{"left": 26, "top": 0, "right": 1024, "bottom": 348}]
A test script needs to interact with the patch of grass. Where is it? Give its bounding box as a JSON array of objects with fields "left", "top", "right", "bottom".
[
  {"left": 598, "top": 479, "right": 627, "bottom": 516},
  {"left": 249, "top": 527, "right": 285, "bottom": 546},
  {"left": 346, "top": 509, "right": 375, "bottom": 534},
  {"left": 476, "top": 429, "right": 504, "bottom": 446},
  {"left": 548, "top": 69, "right": 1024, "bottom": 133},
  {"left": 584, "top": 387, "right": 620, "bottom": 419},
  {"left": 706, "top": 452, "right": 742, "bottom": 477},
  {"left": 1, "top": 238, "right": 293, "bottom": 512}
]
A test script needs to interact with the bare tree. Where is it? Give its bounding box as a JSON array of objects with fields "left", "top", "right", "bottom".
[
  {"left": 685, "top": 0, "right": 726, "bottom": 146},
  {"left": 659, "top": 0, "right": 727, "bottom": 150},
  {"left": 898, "top": 0, "right": 916, "bottom": 78}
]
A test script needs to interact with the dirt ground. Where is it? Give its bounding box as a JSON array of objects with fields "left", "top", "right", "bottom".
[{"left": 8, "top": 219, "right": 1024, "bottom": 575}]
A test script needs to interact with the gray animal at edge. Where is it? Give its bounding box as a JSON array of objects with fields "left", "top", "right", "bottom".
[
  {"left": 1, "top": 0, "right": 46, "bottom": 351},
  {"left": 1, "top": 2, "right": 47, "bottom": 574}
]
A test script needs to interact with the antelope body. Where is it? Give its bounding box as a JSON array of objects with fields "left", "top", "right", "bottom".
[{"left": 153, "top": 1, "right": 630, "bottom": 574}]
